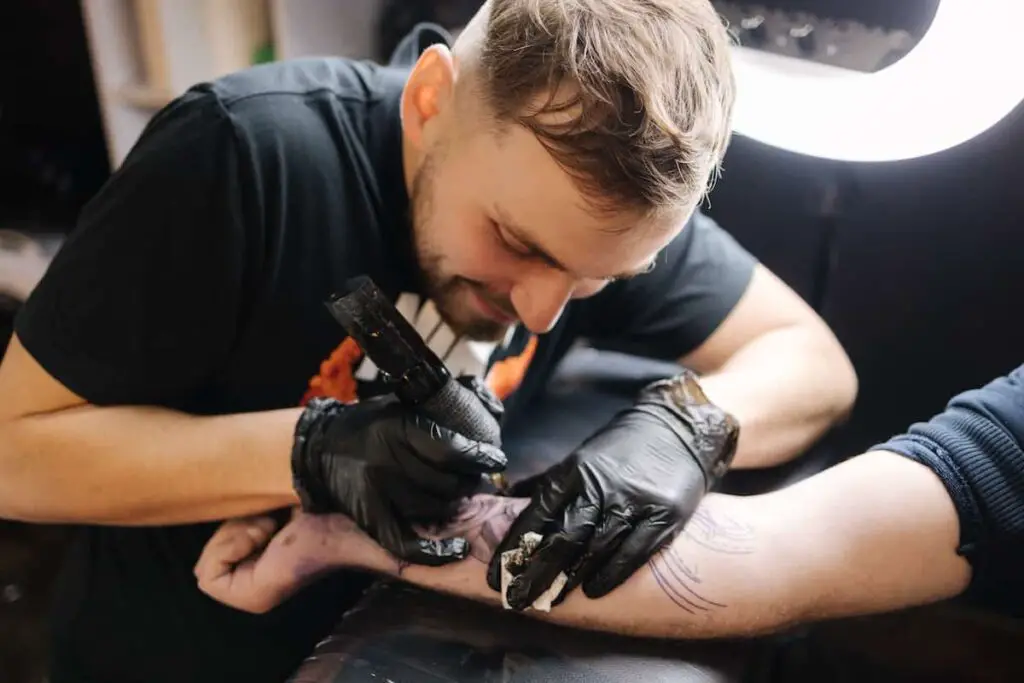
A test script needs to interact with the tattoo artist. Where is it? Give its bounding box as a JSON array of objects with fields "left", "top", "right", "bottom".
[{"left": 0, "top": 2, "right": 856, "bottom": 682}]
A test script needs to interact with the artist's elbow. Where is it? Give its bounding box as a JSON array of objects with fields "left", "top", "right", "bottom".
[{"left": 813, "top": 326, "right": 858, "bottom": 423}]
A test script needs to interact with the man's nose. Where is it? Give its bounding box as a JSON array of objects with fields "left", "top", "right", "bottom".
[{"left": 510, "top": 269, "right": 575, "bottom": 334}]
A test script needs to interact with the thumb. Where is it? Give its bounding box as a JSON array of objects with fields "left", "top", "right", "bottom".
[{"left": 194, "top": 515, "right": 280, "bottom": 587}]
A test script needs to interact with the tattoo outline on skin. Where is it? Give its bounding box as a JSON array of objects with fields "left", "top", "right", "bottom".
[
  {"left": 409, "top": 498, "right": 756, "bottom": 617},
  {"left": 647, "top": 507, "right": 755, "bottom": 614},
  {"left": 422, "top": 497, "right": 524, "bottom": 564},
  {"left": 682, "top": 507, "right": 756, "bottom": 555},
  {"left": 403, "top": 497, "right": 526, "bottom": 573}
]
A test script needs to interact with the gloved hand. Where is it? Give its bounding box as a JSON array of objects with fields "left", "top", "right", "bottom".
[
  {"left": 291, "top": 375, "right": 507, "bottom": 566},
  {"left": 486, "top": 370, "right": 739, "bottom": 609}
]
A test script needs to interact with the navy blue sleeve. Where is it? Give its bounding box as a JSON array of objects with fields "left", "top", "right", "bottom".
[
  {"left": 873, "top": 364, "right": 1024, "bottom": 616},
  {"left": 575, "top": 210, "right": 758, "bottom": 360}
]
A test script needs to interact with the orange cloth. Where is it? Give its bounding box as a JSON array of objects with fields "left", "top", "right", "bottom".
[{"left": 302, "top": 333, "right": 538, "bottom": 406}]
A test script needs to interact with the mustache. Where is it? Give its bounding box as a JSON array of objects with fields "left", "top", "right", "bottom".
[{"left": 461, "top": 280, "right": 516, "bottom": 318}]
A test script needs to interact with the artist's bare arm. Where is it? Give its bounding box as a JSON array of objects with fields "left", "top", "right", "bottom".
[
  {"left": 196, "top": 450, "right": 970, "bottom": 639},
  {"left": 0, "top": 334, "right": 301, "bottom": 524},
  {"left": 684, "top": 265, "right": 858, "bottom": 469}
]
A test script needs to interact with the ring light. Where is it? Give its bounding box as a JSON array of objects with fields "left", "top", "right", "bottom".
[{"left": 729, "top": 1, "right": 1024, "bottom": 162}]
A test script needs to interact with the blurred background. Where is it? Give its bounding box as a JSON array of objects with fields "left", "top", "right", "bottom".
[{"left": 1, "top": 1, "right": 1023, "bottom": 682}]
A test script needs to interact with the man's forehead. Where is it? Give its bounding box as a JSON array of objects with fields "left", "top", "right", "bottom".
[
  {"left": 479, "top": 116, "right": 685, "bottom": 278},
  {"left": 486, "top": 128, "right": 620, "bottom": 221}
]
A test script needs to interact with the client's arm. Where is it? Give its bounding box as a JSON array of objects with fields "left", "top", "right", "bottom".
[{"left": 195, "top": 450, "right": 971, "bottom": 639}]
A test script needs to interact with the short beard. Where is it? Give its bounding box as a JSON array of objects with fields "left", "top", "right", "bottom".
[{"left": 409, "top": 152, "right": 509, "bottom": 342}]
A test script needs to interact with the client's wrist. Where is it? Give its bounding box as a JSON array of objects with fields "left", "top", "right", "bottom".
[{"left": 284, "top": 510, "right": 400, "bottom": 577}]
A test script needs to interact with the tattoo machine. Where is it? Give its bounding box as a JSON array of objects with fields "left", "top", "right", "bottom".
[{"left": 325, "top": 275, "right": 508, "bottom": 489}]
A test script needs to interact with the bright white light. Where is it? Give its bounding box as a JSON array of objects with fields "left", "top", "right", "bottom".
[{"left": 730, "top": 1, "right": 1024, "bottom": 162}]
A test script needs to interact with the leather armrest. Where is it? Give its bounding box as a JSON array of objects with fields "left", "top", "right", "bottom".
[{"left": 287, "top": 581, "right": 768, "bottom": 683}]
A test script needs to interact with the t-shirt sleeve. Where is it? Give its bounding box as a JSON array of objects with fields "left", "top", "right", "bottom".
[
  {"left": 14, "top": 89, "right": 253, "bottom": 407},
  {"left": 575, "top": 210, "right": 758, "bottom": 360},
  {"left": 872, "top": 364, "right": 1024, "bottom": 615}
]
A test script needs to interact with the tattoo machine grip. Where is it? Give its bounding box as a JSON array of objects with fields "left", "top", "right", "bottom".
[{"left": 325, "top": 275, "right": 502, "bottom": 446}]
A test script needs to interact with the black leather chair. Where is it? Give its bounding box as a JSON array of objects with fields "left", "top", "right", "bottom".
[
  {"left": 705, "top": 101, "right": 1024, "bottom": 457},
  {"left": 819, "top": 101, "right": 1024, "bottom": 455},
  {"left": 287, "top": 581, "right": 772, "bottom": 683}
]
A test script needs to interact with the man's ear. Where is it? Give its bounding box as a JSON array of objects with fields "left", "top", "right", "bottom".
[{"left": 400, "top": 44, "right": 457, "bottom": 151}]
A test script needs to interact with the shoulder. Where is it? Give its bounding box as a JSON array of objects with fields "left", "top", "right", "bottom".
[
  {"left": 152, "top": 58, "right": 405, "bottom": 159},
  {"left": 208, "top": 57, "right": 402, "bottom": 112},
  {"left": 152, "top": 58, "right": 408, "bottom": 200},
  {"left": 657, "top": 210, "right": 754, "bottom": 269}
]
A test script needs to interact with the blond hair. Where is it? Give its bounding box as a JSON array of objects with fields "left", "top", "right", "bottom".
[{"left": 455, "top": 0, "right": 736, "bottom": 220}]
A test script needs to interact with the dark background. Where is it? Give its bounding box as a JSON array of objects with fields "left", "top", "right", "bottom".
[
  {"left": 0, "top": 0, "right": 110, "bottom": 231},
  {"left": 1, "top": 1, "right": 1023, "bottom": 682}
]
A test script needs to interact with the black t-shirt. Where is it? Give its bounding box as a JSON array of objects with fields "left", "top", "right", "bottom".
[{"left": 16, "top": 25, "right": 756, "bottom": 683}]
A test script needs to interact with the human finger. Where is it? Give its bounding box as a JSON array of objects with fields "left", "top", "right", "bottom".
[
  {"left": 582, "top": 516, "right": 678, "bottom": 599},
  {"left": 504, "top": 497, "right": 601, "bottom": 611}
]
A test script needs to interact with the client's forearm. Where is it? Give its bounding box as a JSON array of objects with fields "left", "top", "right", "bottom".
[
  {"left": 216, "top": 494, "right": 792, "bottom": 639},
  {"left": 390, "top": 495, "right": 791, "bottom": 638},
  {"left": 197, "top": 451, "right": 972, "bottom": 638}
]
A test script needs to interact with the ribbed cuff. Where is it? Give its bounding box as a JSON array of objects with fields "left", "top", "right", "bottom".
[{"left": 872, "top": 403, "right": 1019, "bottom": 565}]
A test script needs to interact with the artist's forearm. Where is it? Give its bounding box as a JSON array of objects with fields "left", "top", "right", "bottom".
[
  {"left": 0, "top": 404, "right": 301, "bottom": 524},
  {"left": 697, "top": 325, "right": 857, "bottom": 469}
]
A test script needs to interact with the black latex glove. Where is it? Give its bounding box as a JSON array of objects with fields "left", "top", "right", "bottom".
[
  {"left": 292, "top": 376, "right": 507, "bottom": 566},
  {"left": 486, "top": 371, "right": 739, "bottom": 609}
]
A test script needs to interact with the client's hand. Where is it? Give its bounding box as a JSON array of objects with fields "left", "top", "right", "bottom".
[
  {"left": 487, "top": 371, "right": 740, "bottom": 610},
  {"left": 195, "top": 496, "right": 532, "bottom": 614},
  {"left": 194, "top": 508, "right": 393, "bottom": 613}
]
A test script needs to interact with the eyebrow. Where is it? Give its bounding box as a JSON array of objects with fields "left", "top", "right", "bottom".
[{"left": 496, "top": 208, "right": 656, "bottom": 281}]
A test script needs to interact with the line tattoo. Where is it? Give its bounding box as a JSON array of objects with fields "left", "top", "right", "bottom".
[
  {"left": 647, "top": 507, "right": 755, "bottom": 613},
  {"left": 682, "top": 507, "right": 756, "bottom": 554},
  {"left": 416, "top": 496, "right": 526, "bottom": 564},
  {"left": 648, "top": 546, "right": 726, "bottom": 614}
]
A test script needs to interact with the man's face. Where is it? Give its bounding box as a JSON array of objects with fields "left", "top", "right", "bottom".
[{"left": 401, "top": 48, "right": 685, "bottom": 342}]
